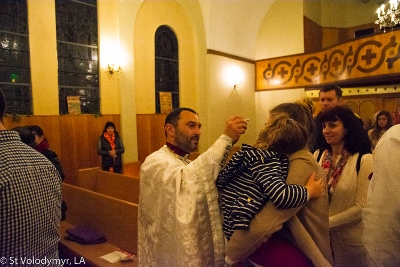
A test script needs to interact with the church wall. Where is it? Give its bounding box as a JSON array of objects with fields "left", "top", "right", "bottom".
[
  {"left": 24, "top": 0, "right": 140, "bottom": 162},
  {"left": 205, "top": 54, "right": 257, "bottom": 148},
  {"left": 27, "top": 0, "right": 59, "bottom": 115},
  {"left": 22, "top": 0, "right": 327, "bottom": 159},
  {"left": 254, "top": 0, "right": 307, "bottom": 134},
  {"left": 134, "top": 0, "right": 199, "bottom": 114}
]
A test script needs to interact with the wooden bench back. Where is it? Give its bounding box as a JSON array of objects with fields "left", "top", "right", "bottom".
[
  {"left": 123, "top": 161, "right": 142, "bottom": 177},
  {"left": 96, "top": 171, "right": 140, "bottom": 204},
  {"left": 76, "top": 166, "right": 140, "bottom": 204},
  {"left": 62, "top": 183, "right": 138, "bottom": 254},
  {"left": 76, "top": 167, "right": 100, "bottom": 191}
]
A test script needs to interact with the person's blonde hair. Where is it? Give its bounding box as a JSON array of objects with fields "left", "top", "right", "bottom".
[{"left": 253, "top": 98, "right": 314, "bottom": 155}]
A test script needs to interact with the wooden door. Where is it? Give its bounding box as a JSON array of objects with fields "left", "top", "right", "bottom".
[{"left": 312, "top": 93, "right": 400, "bottom": 124}]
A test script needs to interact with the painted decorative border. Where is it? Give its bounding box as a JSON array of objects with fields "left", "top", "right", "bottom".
[{"left": 256, "top": 31, "right": 400, "bottom": 91}]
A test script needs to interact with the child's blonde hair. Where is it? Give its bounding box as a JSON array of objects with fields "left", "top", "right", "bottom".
[{"left": 253, "top": 98, "right": 314, "bottom": 155}]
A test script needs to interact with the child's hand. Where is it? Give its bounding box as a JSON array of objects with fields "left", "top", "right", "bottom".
[{"left": 305, "top": 172, "right": 324, "bottom": 199}]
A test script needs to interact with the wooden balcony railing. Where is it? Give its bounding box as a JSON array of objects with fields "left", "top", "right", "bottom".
[{"left": 256, "top": 30, "right": 400, "bottom": 91}]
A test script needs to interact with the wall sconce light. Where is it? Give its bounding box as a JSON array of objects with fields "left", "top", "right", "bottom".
[
  {"left": 107, "top": 63, "right": 121, "bottom": 76},
  {"left": 224, "top": 64, "right": 244, "bottom": 90},
  {"left": 233, "top": 82, "right": 242, "bottom": 90}
]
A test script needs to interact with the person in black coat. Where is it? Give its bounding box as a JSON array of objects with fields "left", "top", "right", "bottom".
[
  {"left": 97, "top": 121, "right": 125, "bottom": 173},
  {"left": 17, "top": 125, "right": 65, "bottom": 180}
]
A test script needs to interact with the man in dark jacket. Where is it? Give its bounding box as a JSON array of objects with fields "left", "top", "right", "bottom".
[{"left": 310, "top": 85, "right": 342, "bottom": 153}]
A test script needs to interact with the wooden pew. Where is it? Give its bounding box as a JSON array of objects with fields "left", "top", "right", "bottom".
[
  {"left": 76, "top": 167, "right": 100, "bottom": 192},
  {"left": 60, "top": 183, "right": 138, "bottom": 266},
  {"left": 76, "top": 168, "right": 140, "bottom": 204},
  {"left": 95, "top": 171, "right": 140, "bottom": 204},
  {"left": 123, "top": 161, "right": 142, "bottom": 177}
]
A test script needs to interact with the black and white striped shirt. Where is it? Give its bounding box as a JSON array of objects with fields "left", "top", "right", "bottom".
[
  {"left": 0, "top": 130, "right": 62, "bottom": 263},
  {"left": 216, "top": 144, "right": 308, "bottom": 239}
]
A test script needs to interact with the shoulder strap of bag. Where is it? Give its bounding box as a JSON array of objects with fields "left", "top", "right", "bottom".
[
  {"left": 356, "top": 152, "right": 363, "bottom": 175},
  {"left": 316, "top": 149, "right": 323, "bottom": 162}
]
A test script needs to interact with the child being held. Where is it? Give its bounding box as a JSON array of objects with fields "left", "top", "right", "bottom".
[{"left": 217, "top": 101, "right": 324, "bottom": 240}]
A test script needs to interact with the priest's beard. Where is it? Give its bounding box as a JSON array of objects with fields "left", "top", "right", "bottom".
[{"left": 174, "top": 129, "right": 199, "bottom": 153}]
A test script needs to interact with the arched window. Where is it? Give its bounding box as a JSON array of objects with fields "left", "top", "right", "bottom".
[
  {"left": 155, "top": 26, "right": 178, "bottom": 114},
  {"left": 0, "top": 0, "right": 32, "bottom": 115},
  {"left": 56, "top": 0, "right": 99, "bottom": 115}
]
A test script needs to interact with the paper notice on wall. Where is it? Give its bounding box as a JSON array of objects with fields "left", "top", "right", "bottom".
[
  {"left": 159, "top": 92, "right": 172, "bottom": 114},
  {"left": 67, "top": 96, "right": 81, "bottom": 115}
]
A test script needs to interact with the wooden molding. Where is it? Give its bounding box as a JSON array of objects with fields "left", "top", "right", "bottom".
[
  {"left": 256, "top": 30, "right": 400, "bottom": 91},
  {"left": 207, "top": 49, "right": 255, "bottom": 64}
]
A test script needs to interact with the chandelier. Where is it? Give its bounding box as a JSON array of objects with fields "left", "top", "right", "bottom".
[{"left": 375, "top": 0, "right": 400, "bottom": 30}]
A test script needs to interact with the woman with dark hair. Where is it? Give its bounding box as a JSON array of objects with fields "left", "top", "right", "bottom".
[
  {"left": 97, "top": 121, "right": 125, "bottom": 173},
  {"left": 26, "top": 125, "right": 65, "bottom": 180},
  {"left": 316, "top": 105, "right": 372, "bottom": 267},
  {"left": 368, "top": 110, "right": 393, "bottom": 151}
]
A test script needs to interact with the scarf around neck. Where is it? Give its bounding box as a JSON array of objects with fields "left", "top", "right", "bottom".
[
  {"left": 36, "top": 138, "right": 50, "bottom": 153},
  {"left": 321, "top": 149, "right": 350, "bottom": 201},
  {"left": 104, "top": 132, "right": 116, "bottom": 150}
]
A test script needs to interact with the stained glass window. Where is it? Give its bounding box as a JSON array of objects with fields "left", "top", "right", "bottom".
[
  {"left": 155, "top": 26, "right": 179, "bottom": 113},
  {"left": 0, "top": 0, "right": 31, "bottom": 115},
  {"left": 56, "top": 0, "right": 99, "bottom": 114}
]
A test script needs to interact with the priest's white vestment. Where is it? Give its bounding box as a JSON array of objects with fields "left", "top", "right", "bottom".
[{"left": 138, "top": 134, "right": 233, "bottom": 267}]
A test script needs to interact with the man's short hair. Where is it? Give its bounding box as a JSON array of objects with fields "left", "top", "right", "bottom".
[
  {"left": 164, "top": 108, "right": 197, "bottom": 127},
  {"left": 164, "top": 108, "right": 197, "bottom": 137},
  {"left": 319, "top": 85, "right": 343, "bottom": 98}
]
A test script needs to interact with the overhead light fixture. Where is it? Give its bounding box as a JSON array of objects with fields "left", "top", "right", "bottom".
[{"left": 375, "top": 0, "right": 400, "bottom": 31}]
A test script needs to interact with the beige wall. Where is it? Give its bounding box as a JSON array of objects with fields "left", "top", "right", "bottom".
[
  {"left": 26, "top": 0, "right": 140, "bottom": 162},
  {"left": 134, "top": 0, "right": 199, "bottom": 114},
  {"left": 320, "top": 0, "right": 377, "bottom": 28},
  {"left": 134, "top": 0, "right": 217, "bottom": 150},
  {"left": 28, "top": 0, "right": 59, "bottom": 115},
  {"left": 203, "top": 1, "right": 273, "bottom": 59},
  {"left": 116, "top": 0, "right": 141, "bottom": 163},
  {"left": 98, "top": 0, "right": 121, "bottom": 115},
  {"left": 254, "top": 0, "right": 306, "bottom": 134},
  {"left": 24, "top": 0, "right": 305, "bottom": 156},
  {"left": 22, "top": 0, "right": 391, "bottom": 160},
  {"left": 205, "top": 54, "right": 257, "bottom": 147},
  {"left": 303, "top": 0, "right": 321, "bottom": 25},
  {"left": 255, "top": 0, "right": 304, "bottom": 60}
]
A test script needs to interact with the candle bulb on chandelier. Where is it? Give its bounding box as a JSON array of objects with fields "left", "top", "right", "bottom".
[{"left": 375, "top": 1, "right": 400, "bottom": 30}]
